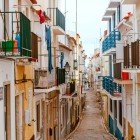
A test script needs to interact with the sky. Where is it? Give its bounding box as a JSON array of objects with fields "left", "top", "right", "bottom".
[{"left": 60, "top": 0, "right": 110, "bottom": 57}]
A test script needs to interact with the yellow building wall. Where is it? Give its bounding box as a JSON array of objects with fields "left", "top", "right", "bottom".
[{"left": 15, "top": 63, "right": 34, "bottom": 140}]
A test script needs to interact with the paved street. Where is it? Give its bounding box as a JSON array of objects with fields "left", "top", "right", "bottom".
[{"left": 67, "top": 89, "right": 114, "bottom": 140}]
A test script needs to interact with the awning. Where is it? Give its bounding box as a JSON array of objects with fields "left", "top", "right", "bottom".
[
  {"left": 102, "top": 16, "right": 111, "bottom": 21},
  {"left": 102, "top": 9, "right": 116, "bottom": 21},
  {"left": 104, "top": 9, "right": 116, "bottom": 16},
  {"left": 116, "top": 13, "right": 133, "bottom": 34}
]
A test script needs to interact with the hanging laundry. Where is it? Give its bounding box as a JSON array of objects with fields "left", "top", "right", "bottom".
[
  {"left": 60, "top": 52, "right": 64, "bottom": 68},
  {"left": 45, "top": 25, "right": 53, "bottom": 73},
  {"left": 15, "top": 33, "right": 21, "bottom": 53},
  {"left": 36, "top": 10, "right": 46, "bottom": 24}
]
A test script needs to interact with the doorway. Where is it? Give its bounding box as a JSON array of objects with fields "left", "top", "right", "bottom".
[{"left": 4, "top": 84, "right": 11, "bottom": 140}]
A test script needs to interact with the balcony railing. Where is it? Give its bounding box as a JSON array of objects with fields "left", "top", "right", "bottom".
[
  {"left": 102, "top": 76, "right": 122, "bottom": 95},
  {"left": 56, "top": 68, "right": 65, "bottom": 86},
  {"left": 0, "top": 12, "right": 31, "bottom": 57},
  {"left": 35, "top": 70, "right": 47, "bottom": 89},
  {"left": 124, "top": 40, "right": 140, "bottom": 69},
  {"left": 102, "top": 30, "right": 121, "bottom": 53},
  {"left": 47, "top": 8, "right": 65, "bottom": 31}
]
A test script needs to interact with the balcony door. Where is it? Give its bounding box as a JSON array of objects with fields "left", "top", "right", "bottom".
[{"left": 4, "top": 84, "right": 11, "bottom": 140}]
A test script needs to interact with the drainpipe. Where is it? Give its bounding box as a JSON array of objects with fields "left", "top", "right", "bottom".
[
  {"left": 58, "top": 96, "right": 61, "bottom": 140},
  {"left": 4, "top": 0, "right": 6, "bottom": 42}
]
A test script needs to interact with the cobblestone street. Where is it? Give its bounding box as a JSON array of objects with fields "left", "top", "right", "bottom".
[{"left": 67, "top": 89, "right": 114, "bottom": 140}]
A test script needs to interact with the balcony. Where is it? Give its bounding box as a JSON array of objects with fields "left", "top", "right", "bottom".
[
  {"left": 102, "top": 76, "right": 122, "bottom": 100},
  {"left": 65, "top": 80, "right": 76, "bottom": 97},
  {"left": 47, "top": 8, "right": 65, "bottom": 35},
  {"left": 35, "top": 70, "right": 47, "bottom": 89},
  {"left": 56, "top": 68, "right": 65, "bottom": 86},
  {"left": 0, "top": 12, "right": 31, "bottom": 57},
  {"left": 102, "top": 30, "right": 121, "bottom": 55},
  {"left": 35, "top": 68, "right": 58, "bottom": 90},
  {"left": 114, "top": 63, "right": 132, "bottom": 84},
  {"left": 123, "top": 40, "right": 140, "bottom": 72}
]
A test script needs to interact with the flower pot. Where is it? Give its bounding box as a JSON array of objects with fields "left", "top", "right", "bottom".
[{"left": 2, "top": 40, "right": 14, "bottom": 52}]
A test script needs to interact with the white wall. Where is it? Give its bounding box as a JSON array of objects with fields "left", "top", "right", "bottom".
[
  {"left": 116, "top": 41, "right": 123, "bottom": 63},
  {"left": 0, "top": 59, "right": 15, "bottom": 140}
]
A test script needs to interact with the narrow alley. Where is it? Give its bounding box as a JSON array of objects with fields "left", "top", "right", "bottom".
[{"left": 66, "top": 89, "right": 114, "bottom": 140}]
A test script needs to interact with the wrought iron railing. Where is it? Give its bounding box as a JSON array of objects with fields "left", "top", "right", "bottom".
[
  {"left": 102, "top": 30, "right": 121, "bottom": 53},
  {"left": 47, "top": 8, "right": 65, "bottom": 31},
  {"left": 0, "top": 12, "right": 31, "bottom": 57},
  {"left": 102, "top": 76, "right": 122, "bottom": 95}
]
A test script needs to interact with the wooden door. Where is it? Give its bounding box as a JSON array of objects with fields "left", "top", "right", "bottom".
[
  {"left": 4, "top": 84, "right": 11, "bottom": 140},
  {"left": 128, "top": 122, "right": 133, "bottom": 140}
]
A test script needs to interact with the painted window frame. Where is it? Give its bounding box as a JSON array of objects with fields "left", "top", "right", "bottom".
[
  {"left": 119, "top": 101, "right": 122, "bottom": 126},
  {"left": 36, "top": 101, "right": 41, "bottom": 133},
  {"left": 109, "top": 19, "right": 112, "bottom": 33},
  {"left": 110, "top": 99, "right": 113, "bottom": 113},
  {"left": 117, "top": 4, "right": 121, "bottom": 23},
  {"left": 114, "top": 100, "right": 117, "bottom": 119}
]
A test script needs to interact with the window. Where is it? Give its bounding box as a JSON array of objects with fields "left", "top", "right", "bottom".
[
  {"left": 113, "top": 54, "right": 116, "bottom": 63},
  {"left": 36, "top": 102, "right": 40, "bottom": 132},
  {"left": 110, "top": 99, "right": 112, "bottom": 112},
  {"left": 117, "top": 4, "right": 121, "bottom": 23},
  {"left": 109, "top": 56, "right": 112, "bottom": 77},
  {"left": 60, "top": 52, "right": 64, "bottom": 68},
  {"left": 109, "top": 19, "right": 111, "bottom": 33},
  {"left": 114, "top": 100, "right": 117, "bottom": 119},
  {"left": 113, "top": 13, "right": 116, "bottom": 29},
  {"left": 119, "top": 101, "right": 122, "bottom": 126}
]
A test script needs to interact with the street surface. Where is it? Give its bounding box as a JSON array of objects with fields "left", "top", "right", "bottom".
[{"left": 67, "top": 89, "right": 114, "bottom": 140}]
